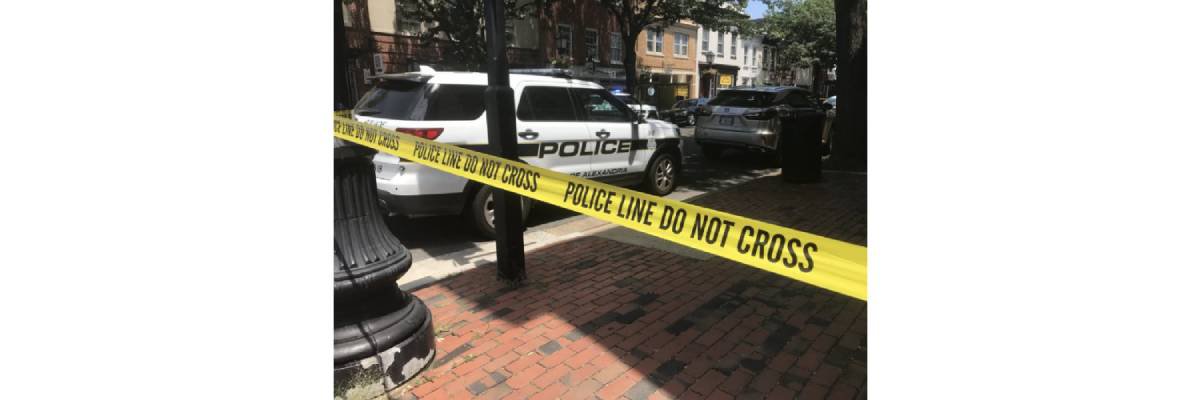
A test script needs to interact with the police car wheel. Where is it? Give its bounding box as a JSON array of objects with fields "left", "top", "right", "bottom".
[
  {"left": 643, "top": 152, "right": 679, "bottom": 196},
  {"left": 469, "top": 186, "right": 531, "bottom": 239}
]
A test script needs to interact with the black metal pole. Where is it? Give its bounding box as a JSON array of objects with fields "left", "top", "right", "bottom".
[
  {"left": 334, "top": 0, "right": 349, "bottom": 109},
  {"left": 483, "top": 0, "right": 526, "bottom": 283}
]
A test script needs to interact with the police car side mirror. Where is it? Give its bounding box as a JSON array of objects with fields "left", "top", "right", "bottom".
[{"left": 636, "top": 113, "right": 647, "bottom": 124}]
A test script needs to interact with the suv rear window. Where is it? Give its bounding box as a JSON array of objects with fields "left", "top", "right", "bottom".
[
  {"left": 708, "top": 91, "right": 775, "bottom": 108},
  {"left": 354, "top": 81, "right": 486, "bottom": 121}
]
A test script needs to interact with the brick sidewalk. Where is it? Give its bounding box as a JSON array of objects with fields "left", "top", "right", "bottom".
[{"left": 396, "top": 173, "right": 867, "bottom": 400}]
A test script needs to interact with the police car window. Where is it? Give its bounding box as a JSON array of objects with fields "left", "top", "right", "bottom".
[
  {"left": 517, "top": 86, "right": 577, "bottom": 121},
  {"left": 354, "top": 80, "right": 428, "bottom": 119},
  {"left": 573, "top": 89, "right": 631, "bottom": 122},
  {"left": 425, "top": 84, "right": 487, "bottom": 120}
]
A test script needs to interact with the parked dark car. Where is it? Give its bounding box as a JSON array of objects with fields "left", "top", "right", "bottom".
[{"left": 663, "top": 97, "right": 708, "bottom": 126}]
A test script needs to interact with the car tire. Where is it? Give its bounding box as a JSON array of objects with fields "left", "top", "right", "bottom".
[
  {"left": 468, "top": 185, "right": 531, "bottom": 240},
  {"left": 643, "top": 151, "right": 680, "bottom": 196},
  {"left": 701, "top": 144, "right": 724, "bottom": 160}
]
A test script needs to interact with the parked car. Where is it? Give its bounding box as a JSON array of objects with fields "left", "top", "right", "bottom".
[
  {"left": 693, "top": 86, "right": 824, "bottom": 162},
  {"left": 663, "top": 98, "right": 709, "bottom": 126},
  {"left": 353, "top": 68, "right": 683, "bottom": 238},
  {"left": 612, "top": 91, "right": 660, "bottom": 120}
]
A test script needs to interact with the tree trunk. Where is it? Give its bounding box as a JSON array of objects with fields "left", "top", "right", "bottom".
[
  {"left": 833, "top": 0, "right": 866, "bottom": 172},
  {"left": 812, "top": 61, "right": 827, "bottom": 95},
  {"left": 623, "top": 33, "right": 639, "bottom": 93}
]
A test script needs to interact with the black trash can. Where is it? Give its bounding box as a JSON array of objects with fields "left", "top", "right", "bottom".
[{"left": 779, "top": 109, "right": 826, "bottom": 183}]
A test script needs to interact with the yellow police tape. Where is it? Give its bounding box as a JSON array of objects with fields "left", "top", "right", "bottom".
[{"left": 334, "top": 115, "right": 867, "bottom": 300}]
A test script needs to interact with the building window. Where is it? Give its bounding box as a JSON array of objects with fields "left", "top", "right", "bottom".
[
  {"left": 398, "top": 3, "right": 420, "bottom": 34},
  {"left": 717, "top": 32, "right": 724, "bottom": 56},
  {"left": 702, "top": 29, "right": 709, "bottom": 52},
  {"left": 673, "top": 32, "right": 688, "bottom": 57},
  {"left": 730, "top": 33, "right": 737, "bottom": 59},
  {"left": 610, "top": 32, "right": 622, "bottom": 64},
  {"left": 744, "top": 46, "right": 749, "bottom": 65},
  {"left": 556, "top": 25, "right": 572, "bottom": 59},
  {"left": 505, "top": 21, "right": 515, "bottom": 48},
  {"left": 752, "top": 47, "right": 758, "bottom": 66},
  {"left": 585, "top": 29, "right": 599, "bottom": 62},
  {"left": 646, "top": 29, "right": 663, "bottom": 53}
]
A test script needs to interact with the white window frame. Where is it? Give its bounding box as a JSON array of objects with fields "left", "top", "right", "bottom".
[
  {"left": 610, "top": 32, "right": 623, "bottom": 64},
  {"left": 585, "top": 29, "right": 599, "bottom": 62},
  {"left": 556, "top": 24, "right": 573, "bottom": 59},
  {"left": 673, "top": 32, "right": 689, "bottom": 58},
  {"left": 646, "top": 29, "right": 664, "bottom": 54},
  {"left": 730, "top": 33, "right": 737, "bottom": 59},
  {"left": 702, "top": 29, "right": 709, "bottom": 52},
  {"left": 744, "top": 46, "right": 749, "bottom": 65},
  {"left": 717, "top": 32, "right": 724, "bottom": 57}
]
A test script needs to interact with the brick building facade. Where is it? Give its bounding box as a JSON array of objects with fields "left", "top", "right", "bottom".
[
  {"left": 338, "top": 0, "right": 704, "bottom": 109},
  {"left": 634, "top": 20, "right": 699, "bottom": 109}
]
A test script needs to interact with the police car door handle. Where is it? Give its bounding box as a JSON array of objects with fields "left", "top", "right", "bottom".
[
  {"left": 595, "top": 130, "right": 610, "bottom": 139},
  {"left": 518, "top": 129, "right": 539, "bottom": 140}
]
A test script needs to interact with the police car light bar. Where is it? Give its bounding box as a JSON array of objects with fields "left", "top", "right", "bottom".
[{"left": 510, "top": 68, "right": 574, "bottom": 79}]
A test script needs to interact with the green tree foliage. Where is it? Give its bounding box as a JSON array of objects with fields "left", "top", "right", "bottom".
[
  {"left": 762, "top": 0, "right": 835, "bottom": 87},
  {"left": 398, "top": 0, "right": 555, "bottom": 71}
]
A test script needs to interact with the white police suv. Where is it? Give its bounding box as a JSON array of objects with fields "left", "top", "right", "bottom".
[{"left": 352, "top": 68, "right": 683, "bottom": 238}]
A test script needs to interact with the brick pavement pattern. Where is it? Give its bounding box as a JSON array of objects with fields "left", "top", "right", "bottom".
[{"left": 393, "top": 174, "right": 866, "bottom": 400}]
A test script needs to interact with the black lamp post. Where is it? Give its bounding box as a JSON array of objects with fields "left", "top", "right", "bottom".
[
  {"left": 333, "top": 142, "right": 435, "bottom": 399},
  {"left": 483, "top": 0, "right": 526, "bottom": 284}
]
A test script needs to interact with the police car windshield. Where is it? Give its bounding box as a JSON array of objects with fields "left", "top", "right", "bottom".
[{"left": 613, "top": 94, "right": 639, "bottom": 105}]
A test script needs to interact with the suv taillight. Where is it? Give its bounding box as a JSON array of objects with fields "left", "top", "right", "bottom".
[
  {"left": 395, "top": 128, "right": 444, "bottom": 140},
  {"left": 696, "top": 106, "right": 712, "bottom": 116},
  {"left": 743, "top": 108, "right": 777, "bottom": 120}
]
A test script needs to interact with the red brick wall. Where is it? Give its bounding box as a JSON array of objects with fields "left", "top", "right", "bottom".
[{"left": 540, "top": 0, "right": 622, "bottom": 68}]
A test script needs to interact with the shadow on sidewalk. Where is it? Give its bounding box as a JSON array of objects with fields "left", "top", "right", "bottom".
[{"left": 397, "top": 175, "right": 868, "bottom": 400}]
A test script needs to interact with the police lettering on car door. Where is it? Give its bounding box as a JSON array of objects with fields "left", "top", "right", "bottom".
[{"left": 536, "top": 139, "right": 639, "bottom": 158}]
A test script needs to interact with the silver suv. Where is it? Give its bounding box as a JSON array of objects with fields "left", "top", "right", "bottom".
[{"left": 693, "top": 86, "right": 822, "bottom": 160}]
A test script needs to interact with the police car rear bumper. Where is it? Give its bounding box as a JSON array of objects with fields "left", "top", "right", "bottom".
[
  {"left": 375, "top": 161, "right": 471, "bottom": 217},
  {"left": 377, "top": 190, "right": 467, "bottom": 218}
]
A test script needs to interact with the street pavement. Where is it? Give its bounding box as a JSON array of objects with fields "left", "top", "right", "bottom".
[
  {"left": 387, "top": 126, "right": 783, "bottom": 289},
  {"left": 388, "top": 171, "right": 868, "bottom": 400}
]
